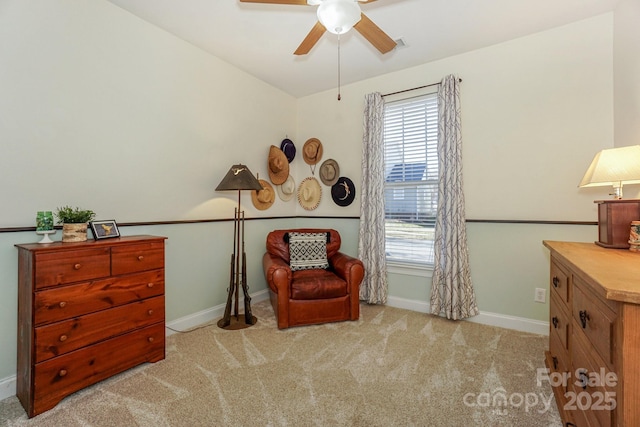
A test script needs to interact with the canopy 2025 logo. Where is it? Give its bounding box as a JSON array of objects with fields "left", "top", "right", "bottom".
[{"left": 537, "top": 367, "right": 617, "bottom": 411}]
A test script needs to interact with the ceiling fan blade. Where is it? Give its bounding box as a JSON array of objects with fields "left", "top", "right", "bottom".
[
  {"left": 239, "top": 0, "right": 308, "bottom": 4},
  {"left": 353, "top": 13, "right": 396, "bottom": 54},
  {"left": 294, "top": 21, "right": 326, "bottom": 55}
]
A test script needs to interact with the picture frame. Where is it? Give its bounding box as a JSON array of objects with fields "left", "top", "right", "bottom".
[{"left": 90, "top": 220, "right": 120, "bottom": 240}]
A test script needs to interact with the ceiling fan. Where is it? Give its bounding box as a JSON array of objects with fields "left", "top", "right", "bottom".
[{"left": 239, "top": 0, "right": 397, "bottom": 55}]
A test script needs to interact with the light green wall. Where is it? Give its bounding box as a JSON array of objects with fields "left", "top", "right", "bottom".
[
  {"left": 386, "top": 222, "right": 597, "bottom": 318},
  {"left": 0, "top": 233, "right": 22, "bottom": 384},
  {"left": 465, "top": 222, "right": 596, "bottom": 319}
]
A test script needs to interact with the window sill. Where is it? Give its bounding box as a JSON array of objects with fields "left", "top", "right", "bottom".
[{"left": 387, "top": 263, "right": 433, "bottom": 278}]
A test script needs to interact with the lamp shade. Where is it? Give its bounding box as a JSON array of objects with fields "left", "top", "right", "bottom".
[
  {"left": 317, "top": 0, "right": 362, "bottom": 35},
  {"left": 216, "top": 164, "right": 263, "bottom": 191},
  {"left": 579, "top": 145, "right": 640, "bottom": 188}
]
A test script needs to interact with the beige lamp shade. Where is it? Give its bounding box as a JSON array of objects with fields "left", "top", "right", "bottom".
[{"left": 579, "top": 145, "right": 640, "bottom": 198}]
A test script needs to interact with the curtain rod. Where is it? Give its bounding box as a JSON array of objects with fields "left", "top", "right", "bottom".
[{"left": 381, "top": 78, "right": 462, "bottom": 98}]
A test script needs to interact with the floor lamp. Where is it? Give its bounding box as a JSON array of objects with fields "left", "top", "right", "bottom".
[{"left": 215, "top": 164, "right": 263, "bottom": 330}]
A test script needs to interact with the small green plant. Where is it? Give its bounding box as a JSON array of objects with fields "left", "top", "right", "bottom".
[{"left": 55, "top": 206, "right": 96, "bottom": 224}]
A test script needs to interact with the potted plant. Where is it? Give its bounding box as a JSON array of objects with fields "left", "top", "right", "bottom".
[{"left": 55, "top": 206, "right": 96, "bottom": 242}]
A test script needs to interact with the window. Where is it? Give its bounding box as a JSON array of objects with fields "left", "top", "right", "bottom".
[{"left": 383, "top": 93, "right": 438, "bottom": 266}]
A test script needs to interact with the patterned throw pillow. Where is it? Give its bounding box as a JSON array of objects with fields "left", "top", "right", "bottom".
[{"left": 288, "top": 232, "right": 329, "bottom": 271}]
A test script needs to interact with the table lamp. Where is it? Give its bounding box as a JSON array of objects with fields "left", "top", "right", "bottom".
[{"left": 579, "top": 145, "right": 640, "bottom": 248}]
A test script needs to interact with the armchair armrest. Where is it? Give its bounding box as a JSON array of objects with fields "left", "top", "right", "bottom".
[
  {"left": 329, "top": 251, "right": 365, "bottom": 292},
  {"left": 262, "top": 252, "right": 292, "bottom": 295}
]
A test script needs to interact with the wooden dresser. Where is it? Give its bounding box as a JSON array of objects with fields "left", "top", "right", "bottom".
[
  {"left": 543, "top": 241, "right": 640, "bottom": 427},
  {"left": 15, "top": 235, "right": 167, "bottom": 418}
]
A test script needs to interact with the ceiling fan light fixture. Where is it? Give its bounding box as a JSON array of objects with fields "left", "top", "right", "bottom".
[{"left": 317, "top": 0, "right": 362, "bottom": 35}]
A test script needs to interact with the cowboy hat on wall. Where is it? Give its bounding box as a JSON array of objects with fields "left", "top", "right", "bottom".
[
  {"left": 331, "top": 176, "right": 356, "bottom": 207},
  {"left": 280, "top": 138, "right": 296, "bottom": 163},
  {"left": 268, "top": 145, "right": 289, "bottom": 185},
  {"left": 319, "top": 159, "right": 340, "bottom": 186},
  {"left": 298, "top": 177, "right": 322, "bottom": 211},
  {"left": 277, "top": 175, "right": 296, "bottom": 202},
  {"left": 252, "top": 179, "right": 275, "bottom": 210}
]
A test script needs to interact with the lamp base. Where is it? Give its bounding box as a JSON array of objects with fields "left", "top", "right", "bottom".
[{"left": 217, "top": 315, "right": 257, "bottom": 331}]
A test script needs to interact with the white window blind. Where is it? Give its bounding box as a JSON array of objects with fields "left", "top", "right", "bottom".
[{"left": 383, "top": 93, "right": 438, "bottom": 266}]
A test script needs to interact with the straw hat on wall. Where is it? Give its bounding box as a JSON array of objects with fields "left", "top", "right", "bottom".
[
  {"left": 268, "top": 145, "right": 289, "bottom": 185},
  {"left": 276, "top": 175, "right": 296, "bottom": 202},
  {"left": 297, "top": 177, "right": 321, "bottom": 211},
  {"left": 302, "top": 138, "right": 323, "bottom": 165},
  {"left": 252, "top": 179, "right": 275, "bottom": 210}
]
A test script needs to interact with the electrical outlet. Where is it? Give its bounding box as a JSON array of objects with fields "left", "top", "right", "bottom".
[{"left": 534, "top": 288, "right": 546, "bottom": 303}]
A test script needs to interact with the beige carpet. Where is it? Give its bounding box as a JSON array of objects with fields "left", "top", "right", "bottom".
[{"left": 1, "top": 300, "right": 561, "bottom": 426}]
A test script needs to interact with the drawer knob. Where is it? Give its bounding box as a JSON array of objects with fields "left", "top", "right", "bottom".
[
  {"left": 579, "top": 310, "right": 590, "bottom": 329},
  {"left": 148, "top": 309, "right": 154, "bottom": 315},
  {"left": 552, "top": 356, "right": 558, "bottom": 370},
  {"left": 147, "top": 283, "right": 154, "bottom": 288},
  {"left": 59, "top": 369, "right": 68, "bottom": 377},
  {"left": 552, "top": 276, "right": 559, "bottom": 288},
  {"left": 74, "top": 263, "right": 82, "bottom": 270},
  {"left": 148, "top": 337, "right": 154, "bottom": 343},
  {"left": 552, "top": 317, "right": 559, "bottom": 328},
  {"left": 58, "top": 301, "right": 67, "bottom": 308},
  {"left": 59, "top": 334, "right": 68, "bottom": 342},
  {"left": 137, "top": 255, "right": 144, "bottom": 261}
]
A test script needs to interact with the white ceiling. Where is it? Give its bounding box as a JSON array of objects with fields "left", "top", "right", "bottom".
[{"left": 106, "top": 0, "right": 620, "bottom": 98}]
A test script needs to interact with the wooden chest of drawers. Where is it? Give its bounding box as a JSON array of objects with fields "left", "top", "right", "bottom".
[
  {"left": 15, "top": 235, "right": 167, "bottom": 418},
  {"left": 544, "top": 241, "right": 640, "bottom": 427}
]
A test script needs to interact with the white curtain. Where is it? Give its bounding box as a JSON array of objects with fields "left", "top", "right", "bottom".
[
  {"left": 358, "top": 92, "right": 388, "bottom": 304},
  {"left": 430, "top": 75, "right": 479, "bottom": 320}
]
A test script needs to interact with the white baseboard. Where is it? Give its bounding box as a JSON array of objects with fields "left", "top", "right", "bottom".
[
  {"left": 165, "top": 289, "right": 270, "bottom": 335},
  {"left": 386, "top": 295, "right": 549, "bottom": 336},
  {"left": 385, "top": 295, "right": 431, "bottom": 314},
  {"left": 0, "top": 374, "right": 15, "bottom": 402},
  {"left": 0, "top": 290, "right": 271, "bottom": 403}
]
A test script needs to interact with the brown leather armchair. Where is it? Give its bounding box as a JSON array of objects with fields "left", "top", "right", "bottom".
[{"left": 263, "top": 228, "right": 364, "bottom": 329}]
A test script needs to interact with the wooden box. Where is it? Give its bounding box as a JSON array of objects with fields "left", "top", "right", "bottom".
[{"left": 595, "top": 199, "right": 640, "bottom": 248}]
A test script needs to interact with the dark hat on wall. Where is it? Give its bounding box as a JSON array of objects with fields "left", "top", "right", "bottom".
[
  {"left": 302, "top": 138, "right": 323, "bottom": 165},
  {"left": 319, "top": 159, "right": 340, "bottom": 186},
  {"left": 268, "top": 145, "right": 289, "bottom": 185},
  {"left": 280, "top": 138, "right": 296, "bottom": 163},
  {"left": 331, "top": 177, "right": 356, "bottom": 207}
]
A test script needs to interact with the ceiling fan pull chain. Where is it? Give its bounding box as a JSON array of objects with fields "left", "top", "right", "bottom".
[{"left": 337, "top": 33, "right": 341, "bottom": 101}]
